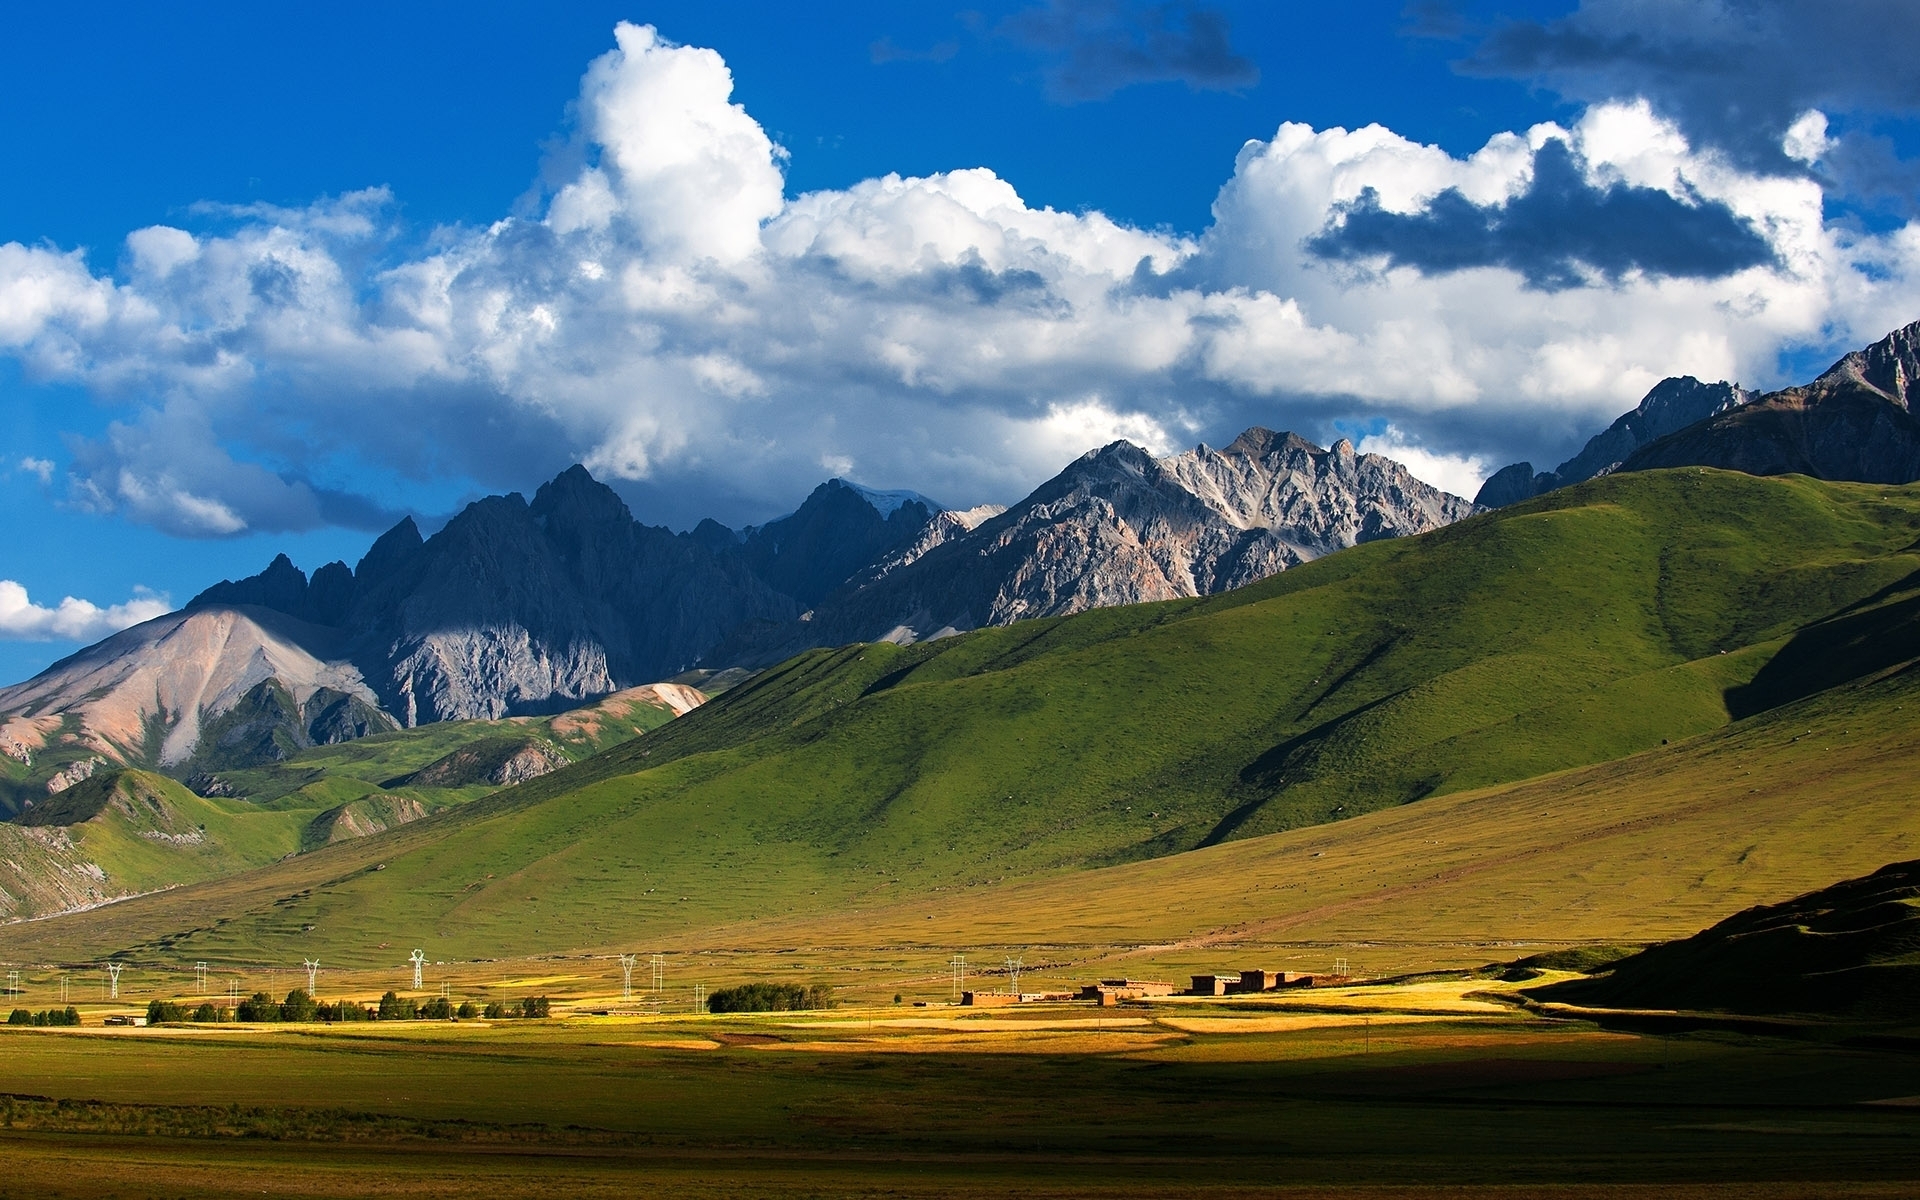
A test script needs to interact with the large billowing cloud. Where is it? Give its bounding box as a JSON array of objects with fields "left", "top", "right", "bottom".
[{"left": 1, "top": 21, "right": 1917, "bottom": 536}]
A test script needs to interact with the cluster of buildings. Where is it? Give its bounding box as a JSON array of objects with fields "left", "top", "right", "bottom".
[{"left": 960, "top": 967, "right": 1353, "bottom": 1007}]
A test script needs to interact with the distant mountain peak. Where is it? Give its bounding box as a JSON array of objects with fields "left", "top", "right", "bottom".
[
  {"left": 1814, "top": 317, "right": 1920, "bottom": 410},
  {"left": 1476, "top": 375, "right": 1751, "bottom": 507},
  {"left": 830, "top": 478, "right": 941, "bottom": 518}
]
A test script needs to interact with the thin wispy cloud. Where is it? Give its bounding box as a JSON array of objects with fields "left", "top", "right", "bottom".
[
  {"left": 999, "top": 0, "right": 1259, "bottom": 102},
  {"left": 870, "top": 36, "right": 960, "bottom": 65}
]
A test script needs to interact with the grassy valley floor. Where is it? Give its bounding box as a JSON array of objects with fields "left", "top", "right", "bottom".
[{"left": 0, "top": 998, "right": 1919, "bottom": 1196}]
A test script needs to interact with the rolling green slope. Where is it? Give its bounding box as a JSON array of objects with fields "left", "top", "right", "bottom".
[
  {"left": 13, "top": 468, "right": 1920, "bottom": 966},
  {"left": 0, "top": 686, "right": 698, "bottom": 921},
  {"left": 0, "top": 771, "right": 318, "bottom": 919}
]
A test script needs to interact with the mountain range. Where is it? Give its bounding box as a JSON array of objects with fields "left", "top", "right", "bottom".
[
  {"left": 6, "top": 318, "right": 1920, "bottom": 791},
  {"left": 0, "top": 428, "right": 1472, "bottom": 781}
]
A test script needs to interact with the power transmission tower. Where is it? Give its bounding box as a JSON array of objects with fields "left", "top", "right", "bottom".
[
  {"left": 59, "top": 975, "right": 68, "bottom": 1004},
  {"left": 1004, "top": 957, "right": 1023, "bottom": 996},
  {"left": 619, "top": 954, "right": 637, "bottom": 1002},
  {"left": 950, "top": 954, "right": 966, "bottom": 1000},
  {"left": 1334, "top": 957, "right": 1350, "bottom": 976},
  {"left": 5, "top": 970, "right": 18, "bottom": 999},
  {"left": 106, "top": 962, "right": 123, "bottom": 1000},
  {"left": 303, "top": 959, "right": 320, "bottom": 994},
  {"left": 692, "top": 983, "right": 706, "bottom": 1012},
  {"left": 410, "top": 949, "right": 425, "bottom": 991},
  {"left": 650, "top": 954, "right": 664, "bottom": 993},
  {"left": 195, "top": 962, "right": 208, "bottom": 996}
]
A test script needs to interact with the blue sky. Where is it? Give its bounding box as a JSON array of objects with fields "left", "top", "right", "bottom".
[{"left": 3, "top": 0, "right": 1920, "bottom": 683}]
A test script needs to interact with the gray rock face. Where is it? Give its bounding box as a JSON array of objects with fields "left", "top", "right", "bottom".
[
  {"left": 1814, "top": 319, "right": 1920, "bottom": 409},
  {"left": 1476, "top": 376, "right": 1752, "bottom": 507},
  {"left": 720, "top": 428, "right": 1478, "bottom": 663},
  {"left": 1622, "top": 319, "right": 1920, "bottom": 483}
]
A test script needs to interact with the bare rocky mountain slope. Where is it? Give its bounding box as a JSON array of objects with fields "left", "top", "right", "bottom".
[
  {"left": 718, "top": 427, "right": 1478, "bottom": 665},
  {"left": 0, "top": 607, "right": 391, "bottom": 778}
]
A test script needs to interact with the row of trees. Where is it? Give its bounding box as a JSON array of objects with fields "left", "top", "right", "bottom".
[
  {"left": 7, "top": 1007, "right": 80, "bottom": 1026},
  {"left": 706, "top": 983, "right": 835, "bottom": 1013},
  {"left": 147, "top": 990, "right": 554, "bottom": 1024}
]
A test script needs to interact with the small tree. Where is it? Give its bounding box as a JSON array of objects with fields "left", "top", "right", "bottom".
[
  {"left": 146, "top": 1000, "right": 189, "bottom": 1024},
  {"left": 235, "top": 992, "right": 279, "bottom": 1022},
  {"left": 6, "top": 1009, "right": 29, "bottom": 1026},
  {"left": 518, "top": 996, "right": 551, "bottom": 1019},
  {"left": 280, "top": 989, "right": 319, "bottom": 1023},
  {"left": 419, "top": 996, "right": 453, "bottom": 1020},
  {"left": 376, "top": 991, "right": 416, "bottom": 1021},
  {"left": 191, "top": 1003, "right": 220, "bottom": 1023},
  {"left": 456, "top": 1001, "right": 478, "bottom": 1019},
  {"left": 481, "top": 1001, "right": 507, "bottom": 1019}
]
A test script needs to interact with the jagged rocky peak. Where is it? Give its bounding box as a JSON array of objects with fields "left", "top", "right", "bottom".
[
  {"left": 1618, "top": 317, "right": 1920, "bottom": 485},
  {"left": 1475, "top": 375, "right": 1751, "bottom": 507},
  {"left": 735, "top": 477, "right": 938, "bottom": 608},
  {"left": 1813, "top": 317, "right": 1920, "bottom": 409},
  {"left": 712, "top": 426, "right": 1479, "bottom": 668}
]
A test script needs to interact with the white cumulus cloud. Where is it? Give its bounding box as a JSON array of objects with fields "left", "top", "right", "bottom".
[
  {"left": 0, "top": 24, "right": 1917, "bottom": 534},
  {"left": 0, "top": 581, "right": 170, "bottom": 642},
  {"left": 1355, "top": 425, "right": 1492, "bottom": 500}
]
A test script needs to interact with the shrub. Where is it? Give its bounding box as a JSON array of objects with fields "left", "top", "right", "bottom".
[{"left": 706, "top": 983, "right": 835, "bottom": 1013}]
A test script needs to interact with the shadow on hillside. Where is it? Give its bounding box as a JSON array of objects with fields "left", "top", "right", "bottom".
[{"left": 1725, "top": 566, "right": 1920, "bottom": 719}]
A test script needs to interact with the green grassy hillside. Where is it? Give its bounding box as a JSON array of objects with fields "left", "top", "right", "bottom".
[
  {"left": 9, "top": 468, "right": 1920, "bottom": 966},
  {"left": 0, "top": 771, "right": 317, "bottom": 919},
  {"left": 0, "top": 687, "right": 697, "bottom": 921}
]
